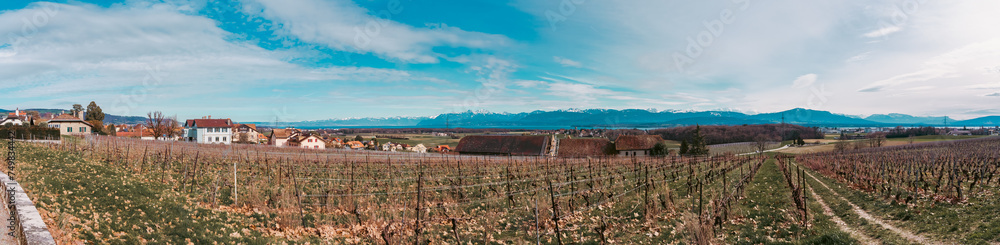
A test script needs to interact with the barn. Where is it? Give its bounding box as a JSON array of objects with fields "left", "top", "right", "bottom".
[
  {"left": 557, "top": 138, "right": 614, "bottom": 158},
  {"left": 615, "top": 135, "right": 663, "bottom": 157},
  {"left": 455, "top": 135, "right": 551, "bottom": 156}
]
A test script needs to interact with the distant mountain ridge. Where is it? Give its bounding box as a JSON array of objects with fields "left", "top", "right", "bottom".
[
  {"left": 255, "top": 108, "right": 1000, "bottom": 128},
  {"left": 7, "top": 108, "right": 998, "bottom": 128}
]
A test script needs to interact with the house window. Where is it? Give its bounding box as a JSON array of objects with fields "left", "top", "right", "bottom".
[
  {"left": 223, "top": 137, "right": 227, "bottom": 142},
  {"left": 215, "top": 137, "right": 220, "bottom": 142},
  {"left": 67, "top": 127, "right": 72, "bottom": 132},
  {"left": 81, "top": 127, "right": 87, "bottom": 132}
]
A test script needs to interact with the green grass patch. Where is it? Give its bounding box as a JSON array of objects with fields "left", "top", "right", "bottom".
[
  {"left": 723, "top": 157, "right": 856, "bottom": 244},
  {"left": 15, "top": 143, "right": 273, "bottom": 244}
]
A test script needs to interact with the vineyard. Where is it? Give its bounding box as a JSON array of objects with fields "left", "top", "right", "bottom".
[
  {"left": 34, "top": 136, "right": 777, "bottom": 244},
  {"left": 794, "top": 136, "right": 1000, "bottom": 243},
  {"left": 17, "top": 135, "right": 1000, "bottom": 243},
  {"left": 796, "top": 137, "right": 999, "bottom": 205}
]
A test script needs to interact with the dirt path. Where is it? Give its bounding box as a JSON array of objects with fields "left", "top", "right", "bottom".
[
  {"left": 801, "top": 168, "right": 945, "bottom": 245},
  {"left": 804, "top": 183, "right": 876, "bottom": 245}
]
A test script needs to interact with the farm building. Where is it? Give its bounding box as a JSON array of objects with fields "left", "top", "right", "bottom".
[
  {"left": 615, "top": 135, "right": 663, "bottom": 157},
  {"left": 557, "top": 138, "right": 614, "bottom": 158},
  {"left": 455, "top": 135, "right": 551, "bottom": 156}
]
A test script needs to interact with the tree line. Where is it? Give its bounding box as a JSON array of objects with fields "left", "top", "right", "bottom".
[{"left": 651, "top": 124, "right": 823, "bottom": 145}]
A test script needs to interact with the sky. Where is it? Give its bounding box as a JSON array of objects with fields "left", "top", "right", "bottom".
[{"left": 1, "top": 0, "right": 999, "bottom": 122}]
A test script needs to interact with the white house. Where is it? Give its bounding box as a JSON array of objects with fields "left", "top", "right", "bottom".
[
  {"left": 1, "top": 108, "right": 26, "bottom": 126},
  {"left": 287, "top": 134, "right": 326, "bottom": 150},
  {"left": 183, "top": 118, "right": 234, "bottom": 144}
]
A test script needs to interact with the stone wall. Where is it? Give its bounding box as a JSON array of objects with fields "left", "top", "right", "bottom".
[{"left": 0, "top": 171, "right": 56, "bottom": 245}]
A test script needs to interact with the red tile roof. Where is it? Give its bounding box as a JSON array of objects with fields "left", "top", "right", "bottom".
[
  {"left": 558, "top": 138, "right": 613, "bottom": 157},
  {"left": 615, "top": 135, "right": 663, "bottom": 150},
  {"left": 455, "top": 135, "right": 550, "bottom": 156},
  {"left": 185, "top": 119, "right": 232, "bottom": 128},
  {"left": 46, "top": 114, "right": 93, "bottom": 127},
  {"left": 270, "top": 128, "right": 298, "bottom": 139}
]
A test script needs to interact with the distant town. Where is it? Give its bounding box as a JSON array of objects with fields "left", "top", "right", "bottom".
[{"left": 3, "top": 102, "right": 998, "bottom": 159}]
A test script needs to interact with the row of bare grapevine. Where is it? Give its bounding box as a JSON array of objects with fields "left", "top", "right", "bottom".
[{"left": 795, "top": 137, "right": 1000, "bottom": 204}]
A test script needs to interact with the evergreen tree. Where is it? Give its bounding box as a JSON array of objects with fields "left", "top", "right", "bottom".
[
  {"left": 354, "top": 135, "right": 364, "bottom": 142},
  {"left": 651, "top": 142, "right": 669, "bottom": 156},
  {"left": 72, "top": 104, "right": 84, "bottom": 116},
  {"left": 679, "top": 140, "right": 689, "bottom": 155},
  {"left": 85, "top": 101, "right": 104, "bottom": 121},
  {"left": 687, "top": 125, "right": 709, "bottom": 155}
]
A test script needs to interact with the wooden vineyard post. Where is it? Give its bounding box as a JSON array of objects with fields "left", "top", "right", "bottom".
[
  {"left": 290, "top": 165, "right": 305, "bottom": 227},
  {"left": 234, "top": 161, "right": 238, "bottom": 205},
  {"left": 644, "top": 164, "right": 650, "bottom": 220},
  {"left": 548, "top": 180, "right": 563, "bottom": 245},
  {"left": 698, "top": 180, "right": 703, "bottom": 224},
  {"left": 801, "top": 168, "right": 808, "bottom": 227},
  {"left": 414, "top": 162, "right": 423, "bottom": 245}
]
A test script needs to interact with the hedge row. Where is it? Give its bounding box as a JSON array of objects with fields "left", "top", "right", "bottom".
[{"left": 0, "top": 125, "right": 61, "bottom": 140}]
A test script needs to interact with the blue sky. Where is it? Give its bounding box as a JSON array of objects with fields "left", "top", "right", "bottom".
[{"left": 1, "top": 0, "right": 999, "bottom": 121}]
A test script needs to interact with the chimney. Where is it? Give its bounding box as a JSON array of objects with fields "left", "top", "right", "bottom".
[
  {"left": 208, "top": 115, "right": 212, "bottom": 119},
  {"left": 76, "top": 110, "right": 84, "bottom": 119}
]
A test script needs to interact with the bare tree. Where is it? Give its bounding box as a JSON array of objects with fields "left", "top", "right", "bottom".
[
  {"left": 164, "top": 115, "right": 179, "bottom": 139},
  {"left": 147, "top": 111, "right": 166, "bottom": 140},
  {"left": 753, "top": 134, "right": 777, "bottom": 154},
  {"left": 238, "top": 132, "right": 249, "bottom": 143},
  {"left": 866, "top": 132, "right": 886, "bottom": 147}
]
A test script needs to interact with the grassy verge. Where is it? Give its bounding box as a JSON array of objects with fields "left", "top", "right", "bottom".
[
  {"left": 722, "top": 156, "right": 856, "bottom": 244},
  {"left": 15, "top": 142, "right": 273, "bottom": 244}
]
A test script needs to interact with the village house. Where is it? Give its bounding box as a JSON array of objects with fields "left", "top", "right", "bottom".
[
  {"left": 183, "top": 117, "right": 234, "bottom": 144},
  {"left": 615, "top": 135, "right": 663, "bottom": 157},
  {"left": 46, "top": 114, "right": 93, "bottom": 136},
  {"left": 407, "top": 143, "right": 427, "bottom": 153},
  {"left": 434, "top": 145, "right": 452, "bottom": 153},
  {"left": 286, "top": 134, "right": 326, "bottom": 150},
  {"left": 0, "top": 108, "right": 27, "bottom": 126},
  {"left": 455, "top": 135, "right": 551, "bottom": 156},
  {"left": 232, "top": 124, "right": 262, "bottom": 144},
  {"left": 269, "top": 128, "right": 300, "bottom": 147},
  {"left": 344, "top": 141, "right": 365, "bottom": 149}
]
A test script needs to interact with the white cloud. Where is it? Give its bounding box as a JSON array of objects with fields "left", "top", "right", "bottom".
[
  {"left": 792, "top": 74, "right": 817, "bottom": 88},
  {"left": 0, "top": 2, "right": 426, "bottom": 116},
  {"left": 862, "top": 25, "right": 901, "bottom": 38},
  {"left": 514, "top": 80, "right": 545, "bottom": 88},
  {"left": 845, "top": 52, "right": 872, "bottom": 63},
  {"left": 858, "top": 68, "right": 956, "bottom": 92},
  {"left": 553, "top": 56, "right": 582, "bottom": 68},
  {"left": 241, "top": 0, "right": 509, "bottom": 63}
]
